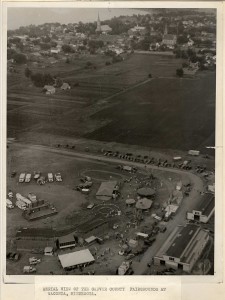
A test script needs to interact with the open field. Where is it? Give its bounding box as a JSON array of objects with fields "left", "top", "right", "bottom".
[
  {"left": 87, "top": 71, "right": 215, "bottom": 152},
  {"left": 8, "top": 53, "right": 216, "bottom": 152}
]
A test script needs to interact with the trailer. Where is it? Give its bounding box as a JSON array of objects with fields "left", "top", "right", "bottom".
[
  {"left": 16, "top": 193, "right": 32, "bottom": 208},
  {"left": 173, "top": 156, "right": 182, "bottom": 161}
]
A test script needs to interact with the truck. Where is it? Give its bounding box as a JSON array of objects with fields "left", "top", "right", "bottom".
[
  {"left": 16, "top": 193, "right": 32, "bottom": 208},
  {"left": 23, "top": 266, "right": 36, "bottom": 273},
  {"left": 6, "top": 199, "right": 14, "bottom": 209},
  {"left": 19, "top": 173, "right": 26, "bottom": 183},
  {"left": 118, "top": 261, "right": 132, "bottom": 275},
  {"left": 16, "top": 200, "right": 27, "bottom": 210}
]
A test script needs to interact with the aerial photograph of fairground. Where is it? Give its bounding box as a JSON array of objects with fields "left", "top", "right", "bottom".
[{"left": 6, "top": 7, "right": 215, "bottom": 276}]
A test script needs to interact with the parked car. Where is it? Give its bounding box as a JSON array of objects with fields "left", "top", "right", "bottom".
[
  {"left": 25, "top": 173, "right": 31, "bottom": 183},
  {"left": 37, "top": 176, "right": 46, "bottom": 185},
  {"left": 29, "top": 257, "right": 41, "bottom": 265},
  {"left": 159, "top": 225, "right": 167, "bottom": 233},
  {"left": 19, "top": 173, "right": 26, "bottom": 183},
  {"left": 8, "top": 191, "right": 13, "bottom": 198},
  {"left": 11, "top": 171, "right": 17, "bottom": 178},
  {"left": 13, "top": 253, "right": 21, "bottom": 261},
  {"left": 33, "top": 171, "right": 41, "bottom": 180},
  {"left": 6, "top": 252, "right": 20, "bottom": 261},
  {"left": 23, "top": 266, "right": 36, "bottom": 273},
  {"left": 144, "top": 237, "right": 156, "bottom": 246},
  {"left": 48, "top": 173, "right": 54, "bottom": 182},
  {"left": 55, "top": 172, "right": 62, "bottom": 182}
]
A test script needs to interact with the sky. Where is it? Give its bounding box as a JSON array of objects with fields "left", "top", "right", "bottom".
[{"left": 7, "top": 8, "right": 150, "bottom": 30}]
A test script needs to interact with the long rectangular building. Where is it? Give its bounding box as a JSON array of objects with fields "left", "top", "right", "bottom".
[
  {"left": 58, "top": 249, "right": 95, "bottom": 270},
  {"left": 187, "top": 193, "right": 215, "bottom": 223},
  {"left": 154, "top": 224, "right": 209, "bottom": 273}
]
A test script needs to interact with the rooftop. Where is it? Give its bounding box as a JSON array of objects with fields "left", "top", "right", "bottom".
[
  {"left": 163, "top": 34, "right": 177, "bottom": 40},
  {"left": 96, "top": 181, "right": 118, "bottom": 200},
  {"left": 137, "top": 187, "right": 155, "bottom": 197},
  {"left": 58, "top": 249, "right": 95, "bottom": 268},
  {"left": 58, "top": 233, "right": 75, "bottom": 244},
  {"left": 136, "top": 198, "right": 153, "bottom": 210},
  {"left": 166, "top": 224, "right": 199, "bottom": 258},
  {"left": 194, "top": 193, "right": 215, "bottom": 217}
]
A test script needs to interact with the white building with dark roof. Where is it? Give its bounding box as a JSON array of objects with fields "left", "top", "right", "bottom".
[
  {"left": 187, "top": 194, "right": 215, "bottom": 223},
  {"left": 154, "top": 224, "right": 209, "bottom": 273}
]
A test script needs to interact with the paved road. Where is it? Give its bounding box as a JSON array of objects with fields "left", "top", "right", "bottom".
[{"left": 10, "top": 142, "right": 204, "bottom": 274}]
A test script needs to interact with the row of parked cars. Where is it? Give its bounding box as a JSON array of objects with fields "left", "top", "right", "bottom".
[
  {"left": 18, "top": 171, "right": 62, "bottom": 183},
  {"left": 103, "top": 152, "right": 212, "bottom": 176}
]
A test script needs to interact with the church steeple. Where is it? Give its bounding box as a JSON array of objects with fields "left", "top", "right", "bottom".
[{"left": 96, "top": 12, "right": 101, "bottom": 32}]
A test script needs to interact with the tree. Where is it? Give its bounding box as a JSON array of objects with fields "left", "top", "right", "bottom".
[
  {"left": 7, "top": 48, "right": 16, "bottom": 60},
  {"left": 176, "top": 68, "right": 184, "bottom": 77},
  {"left": 30, "top": 72, "right": 54, "bottom": 87},
  {"left": 13, "top": 53, "right": 27, "bottom": 64},
  {"left": 40, "top": 43, "right": 51, "bottom": 50},
  {"left": 182, "top": 62, "right": 189, "bottom": 68},
  {"left": 62, "top": 44, "right": 74, "bottom": 53},
  {"left": 177, "top": 35, "right": 189, "bottom": 45},
  {"left": 54, "top": 77, "right": 63, "bottom": 88},
  {"left": 24, "top": 67, "right": 32, "bottom": 78}
]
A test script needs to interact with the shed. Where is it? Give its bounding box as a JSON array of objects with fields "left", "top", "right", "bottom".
[
  {"left": 58, "top": 234, "right": 76, "bottom": 249},
  {"left": 85, "top": 236, "right": 97, "bottom": 244}
]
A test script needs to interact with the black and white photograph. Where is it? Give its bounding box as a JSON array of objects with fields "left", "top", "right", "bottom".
[{"left": 3, "top": 2, "right": 220, "bottom": 281}]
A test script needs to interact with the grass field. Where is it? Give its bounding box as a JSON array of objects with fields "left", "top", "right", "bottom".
[
  {"left": 87, "top": 72, "right": 215, "bottom": 151},
  {"left": 7, "top": 53, "right": 215, "bottom": 152}
]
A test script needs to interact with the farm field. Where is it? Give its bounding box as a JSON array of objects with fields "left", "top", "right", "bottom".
[
  {"left": 7, "top": 53, "right": 215, "bottom": 152},
  {"left": 87, "top": 71, "right": 216, "bottom": 152}
]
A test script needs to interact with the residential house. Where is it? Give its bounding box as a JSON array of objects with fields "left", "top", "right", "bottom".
[{"left": 43, "top": 85, "right": 56, "bottom": 95}]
